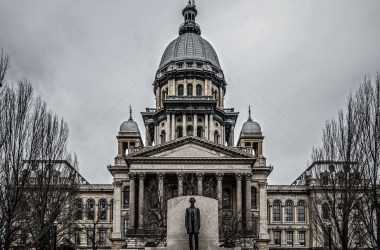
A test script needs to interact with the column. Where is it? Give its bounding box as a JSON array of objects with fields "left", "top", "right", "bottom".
[
  {"left": 112, "top": 181, "right": 123, "bottom": 238},
  {"left": 154, "top": 124, "right": 157, "bottom": 146},
  {"left": 177, "top": 172, "right": 184, "bottom": 196},
  {"left": 171, "top": 114, "right": 176, "bottom": 140},
  {"left": 166, "top": 114, "right": 170, "bottom": 142},
  {"left": 235, "top": 173, "right": 243, "bottom": 213},
  {"left": 209, "top": 113, "right": 214, "bottom": 142},
  {"left": 158, "top": 173, "right": 165, "bottom": 207},
  {"left": 182, "top": 114, "right": 186, "bottom": 136},
  {"left": 194, "top": 114, "right": 198, "bottom": 136},
  {"left": 197, "top": 173, "right": 204, "bottom": 195},
  {"left": 216, "top": 173, "right": 223, "bottom": 211},
  {"left": 145, "top": 125, "right": 150, "bottom": 146},
  {"left": 205, "top": 114, "right": 209, "bottom": 140},
  {"left": 138, "top": 172, "right": 145, "bottom": 231},
  {"left": 259, "top": 181, "right": 269, "bottom": 239},
  {"left": 245, "top": 173, "right": 252, "bottom": 232},
  {"left": 128, "top": 173, "right": 136, "bottom": 231}
]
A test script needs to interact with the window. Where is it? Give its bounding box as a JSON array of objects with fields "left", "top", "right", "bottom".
[
  {"left": 273, "top": 200, "right": 281, "bottom": 222},
  {"left": 299, "top": 231, "right": 306, "bottom": 246},
  {"left": 354, "top": 230, "right": 362, "bottom": 247},
  {"left": 252, "top": 217, "right": 258, "bottom": 236},
  {"left": 177, "top": 63, "right": 183, "bottom": 69},
  {"left": 99, "top": 229, "right": 106, "bottom": 246},
  {"left": 187, "top": 62, "right": 193, "bottom": 68},
  {"left": 187, "top": 84, "right": 193, "bottom": 96},
  {"left": 124, "top": 218, "right": 129, "bottom": 236},
  {"left": 222, "top": 188, "right": 230, "bottom": 208},
  {"left": 123, "top": 187, "right": 130, "bottom": 208},
  {"left": 75, "top": 199, "right": 83, "bottom": 220},
  {"left": 187, "top": 126, "right": 193, "bottom": 136},
  {"left": 214, "top": 131, "right": 220, "bottom": 143},
  {"left": 285, "top": 200, "right": 293, "bottom": 221},
  {"left": 323, "top": 227, "right": 329, "bottom": 247},
  {"left": 177, "top": 126, "right": 183, "bottom": 138},
  {"left": 286, "top": 231, "right": 293, "bottom": 246},
  {"left": 160, "top": 130, "right": 166, "bottom": 144},
  {"left": 197, "top": 126, "right": 202, "bottom": 137},
  {"left": 322, "top": 203, "right": 329, "bottom": 220},
  {"left": 251, "top": 187, "right": 257, "bottom": 208},
  {"left": 187, "top": 116, "right": 192, "bottom": 122},
  {"left": 87, "top": 199, "right": 95, "bottom": 220},
  {"left": 87, "top": 229, "right": 94, "bottom": 246},
  {"left": 75, "top": 229, "right": 81, "bottom": 245},
  {"left": 110, "top": 199, "right": 113, "bottom": 221},
  {"left": 274, "top": 231, "right": 281, "bottom": 246},
  {"left": 53, "top": 175, "right": 58, "bottom": 184},
  {"left": 197, "top": 63, "right": 203, "bottom": 69},
  {"left": 178, "top": 84, "right": 184, "bottom": 96},
  {"left": 298, "top": 200, "right": 305, "bottom": 222},
  {"left": 196, "top": 84, "right": 202, "bottom": 95},
  {"left": 99, "top": 200, "right": 107, "bottom": 221}
]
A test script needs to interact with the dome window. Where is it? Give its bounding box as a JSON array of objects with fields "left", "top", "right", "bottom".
[
  {"left": 196, "top": 84, "right": 202, "bottom": 96},
  {"left": 177, "top": 63, "right": 183, "bottom": 69},
  {"left": 187, "top": 117, "right": 192, "bottom": 122},
  {"left": 187, "top": 62, "right": 193, "bottom": 68},
  {"left": 196, "top": 63, "right": 203, "bottom": 69},
  {"left": 187, "top": 84, "right": 193, "bottom": 96},
  {"left": 178, "top": 84, "right": 184, "bottom": 96}
]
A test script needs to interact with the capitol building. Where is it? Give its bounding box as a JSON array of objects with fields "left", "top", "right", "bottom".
[{"left": 71, "top": 2, "right": 346, "bottom": 250}]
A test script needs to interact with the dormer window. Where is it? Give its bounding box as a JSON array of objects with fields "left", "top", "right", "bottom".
[
  {"left": 187, "top": 63, "right": 193, "bottom": 68},
  {"left": 197, "top": 63, "right": 203, "bottom": 69},
  {"left": 178, "top": 63, "right": 183, "bottom": 69}
]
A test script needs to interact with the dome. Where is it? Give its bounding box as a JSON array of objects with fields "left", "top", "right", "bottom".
[
  {"left": 159, "top": 33, "right": 220, "bottom": 70},
  {"left": 241, "top": 118, "right": 261, "bottom": 134},
  {"left": 120, "top": 118, "right": 139, "bottom": 133}
]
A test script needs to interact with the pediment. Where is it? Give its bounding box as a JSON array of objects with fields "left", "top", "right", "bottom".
[{"left": 151, "top": 143, "right": 227, "bottom": 158}]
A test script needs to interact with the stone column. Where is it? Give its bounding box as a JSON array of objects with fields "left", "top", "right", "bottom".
[
  {"left": 171, "top": 114, "right": 176, "bottom": 140},
  {"left": 128, "top": 173, "right": 136, "bottom": 231},
  {"left": 182, "top": 114, "right": 186, "bottom": 136},
  {"left": 205, "top": 114, "right": 209, "bottom": 140},
  {"left": 112, "top": 181, "right": 123, "bottom": 238},
  {"left": 177, "top": 172, "right": 184, "bottom": 196},
  {"left": 194, "top": 114, "right": 198, "bottom": 136},
  {"left": 138, "top": 172, "right": 145, "bottom": 231},
  {"left": 259, "top": 181, "right": 269, "bottom": 239},
  {"left": 166, "top": 114, "right": 170, "bottom": 142},
  {"left": 209, "top": 113, "right": 214, "bottom": 142},
  {"left": 197, "top": 173, "right": 204, "bottom": 196},
  {"left": 235, "top": 173, "right": 243, "bottom": 213},
  {"left": 245, "top": 174, "right": 252, "bottom": 232},
  {"left": 216, "top": 173, "right": 223, "bottom": 211},
  {"left": 158, "top": 173, "right": 165, "bottom": 208}
]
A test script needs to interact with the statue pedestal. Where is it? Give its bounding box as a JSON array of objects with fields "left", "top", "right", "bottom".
[{"left": 146, "top": 196, "right": 230, "bottom": 250}]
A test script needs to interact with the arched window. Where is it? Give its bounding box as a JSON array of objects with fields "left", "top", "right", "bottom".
[
  {"left": 273, "top": 200, "right": 281, "bottom": 222},
  {"left": 197, "top": 126, "right": 203, "bottom": 137},
  {"left": 160, "top": 130, "right": 166, "bottom": 144},
  {"left": 222, "top": 188, "right": 231, "bottom": 208},
  {"left": 187, "top": 126, "right": 193, "bottom": 136},
  {"left": 187, "top": 84, "right": 193, "bottom": 96},
  {"left": 251, "top": 187, "right": 257, "bottom": 208},
  {"left": 214, "top": 131, "right": 220, "bottom": 143},
  {"left": 196, "top": 84, "right": 202, "bottom": 96},
  {"left": 123, "top": 187, "right": 130, "bottom": 208},
  {"left": 99, "top": 200, "right": 107, "bottom": 221},
  {"left": 285, "top": 200, "right": 293, "bottom": 221},
  {"left": 87, "top": 199, "right": 95, "bottom": 220},
  {"left": 322, "top": 203, "right": 329, "bottom": 220},
  {"left": 178, "top": 85, "right": 184, "bottom": 96},
  {"left": 297, "top": 200, "right": 305, "bottom": 222},
  {"left": 177, "top": 126, "right": 183, "bottom": 138},
  {"left": 75, "top": 199, "right": 83, "bottom": 220}
]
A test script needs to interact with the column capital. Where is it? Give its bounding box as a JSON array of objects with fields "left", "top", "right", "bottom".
[
  {"left": 157, "top": 172, "right": 165, "bottom": 181},
  {"left": 128, "top": 172, "right": 137, "bottom": 180},
  {"left": 259, "top": 181, "right": 267, "bottom": 189},
  {"left": 138, "top": 172, "right": 146, "bottom": 180},
  {"left": 196, "top": 172, "right": 204, "bottom": 180},
  {"left": 113, "top": 181, "right": 123, "bottom": 188},
  {"left": 177, "top": 172, "right": 185, "bottom": 180},
  {"left": 216, "top": 173, "right": 224, "bottom": 181},
  {"left": 245, "top": 173, "right": 252, "bottom": 181},
  {"left": 235, "top": 173, "right": 243, "bottom": 181}
]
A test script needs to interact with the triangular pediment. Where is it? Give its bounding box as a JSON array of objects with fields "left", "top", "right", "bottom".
[{"left": 128, "top": 136, "right": 253, "bottom": 158}]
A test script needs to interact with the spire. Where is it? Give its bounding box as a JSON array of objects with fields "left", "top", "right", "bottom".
[
  {"left": 179, "top": 0, "right": 201, "bottom": 35},
  {"left": 248, "top": 105, "right": 252, "bottom": 121},
  {"left": 129, "top": 105, "right": 133, "bottom": 121}
]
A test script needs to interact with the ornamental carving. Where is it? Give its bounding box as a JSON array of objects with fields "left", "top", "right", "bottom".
[
  {"left": 128, "top": 172, "right": 137, "bottom": 180},
  {"left": 196, "top": 172, "right": 204, "bottom": 181},
  {"left": 259, "top": 181, "right": 267, "bottom": 189},
  {"left": 113, "top": 181, "right": 122, "bottom": 187},
  {"left": 216, "top": 173, "right": 224, "bottom": 181},
  {"left": 235, "top": 173, "right": 243, "bottom": 181},
  {"left": 157, "top": 172, "right": 165, "bottom": 181},
  {"left": 177, "top": 172, "right": 185, "bottom": 180},
  {"left": 245, "top": 173, "right": 252, "bottom": 181},
  {"left": 138, "top": 172, "right": 146, "bottom": 180}
]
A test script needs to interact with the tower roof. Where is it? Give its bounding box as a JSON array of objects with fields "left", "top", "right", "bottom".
[
  {"left": 241, "top": 106, "right": 261, "bottom": 133},
  {"left": 120, "top": 106, "right": 140, "bottom": 133}
]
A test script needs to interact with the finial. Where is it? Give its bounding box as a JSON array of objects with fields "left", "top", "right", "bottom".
[
  {"left": 248, "top": 105, "right": 252, "bottom": 121},
  {"left": 129, "top": 105, "right": 133, "bottom": 121}
]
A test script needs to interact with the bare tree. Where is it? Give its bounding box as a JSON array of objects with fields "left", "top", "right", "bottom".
[
  {"left": 0, "top": 79, "right": 78, "bottom": 249},
  {"left": 0, "top": 48, "right": 9, "bottom": 88}
]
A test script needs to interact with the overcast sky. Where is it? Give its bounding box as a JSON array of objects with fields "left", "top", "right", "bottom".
[{"left": 1, "top": 0, "right": 380, "bottom": 185}]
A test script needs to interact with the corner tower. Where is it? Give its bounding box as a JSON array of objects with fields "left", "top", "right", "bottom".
[{"left": 142, "top": 1, "right": 238, "bottom": 146}]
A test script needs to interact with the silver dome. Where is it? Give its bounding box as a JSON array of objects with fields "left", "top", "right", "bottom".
[
  {"left": 120, "top": 119, "right": 139, "bottom": 133},
  {"left": 241, "top": 118, "right": 261, "bottom": 133},
  {"left": 159, "top": 33, "right": 220, "bottom": 69}
]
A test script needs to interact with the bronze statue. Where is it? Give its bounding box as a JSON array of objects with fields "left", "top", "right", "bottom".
[{"left": 185, "top": 197, "right": 200, "bottom": 250}]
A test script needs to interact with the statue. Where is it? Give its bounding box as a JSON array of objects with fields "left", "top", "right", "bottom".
[{"left": 185, "top": 197, "right": 200, "bottom": 250}]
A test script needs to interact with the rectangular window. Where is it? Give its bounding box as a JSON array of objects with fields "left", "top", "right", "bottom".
[
  {"left": 299, "top": 231, "right": 306, "bottom": 246},
  {"left": 99, "top": 229, "right": 106, "bottom": 246},
  {"left": 197, "top": 63, "right": 202, "bottom": 69},
  {"left": 87, "top": 229, "right": 93, "bottom": 246},
  {"left": 124, "top": 218, "right": 129, "bottom": 236},
  {"left": 75, "top": 229, "right": 81, "bottom": 245},
  {"left": 274, "top": 231, "right": 281, "bottom": 246},
  {"left": 177, "top": 63, "right": 183, "bottom": 69},
  {"left": 286, "top": 231, "right": 293, "bottom": 246},
  {"left": 323, "top": 228, "right": 329, "bottom": 247},
  {"left": 252, "top": 217, "right": 257, "bottom": 236}
]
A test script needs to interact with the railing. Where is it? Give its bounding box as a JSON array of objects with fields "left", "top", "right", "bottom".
[{"left": 165, "top": 95, "right": 215, "bottom": 101}]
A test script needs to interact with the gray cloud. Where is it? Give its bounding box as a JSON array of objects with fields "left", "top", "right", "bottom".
[{"left": 1, "top": 0, "right": 379, "bottom": 184}]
